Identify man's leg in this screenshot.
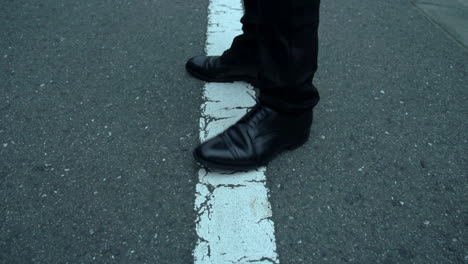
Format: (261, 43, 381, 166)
(221, 0, 259, 64)
(193, 0, 321, 170)
(256, 0, 321, 112)
(185, 0, 259, 85)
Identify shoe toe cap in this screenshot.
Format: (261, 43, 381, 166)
(195, 136, 232, 163)
(186, 56, 206, 71)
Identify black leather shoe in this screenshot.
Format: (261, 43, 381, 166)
(186, 56, 258, 87)
(193, 103, 313, 170)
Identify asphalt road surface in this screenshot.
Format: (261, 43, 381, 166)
(1, 0, 467, 263)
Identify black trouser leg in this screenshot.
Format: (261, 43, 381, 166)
(221, 0, 259, 64)
(256, 0, 321, 112)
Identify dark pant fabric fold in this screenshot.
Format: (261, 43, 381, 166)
(221, 0, 259, 65)
(226, 0, 321, 113)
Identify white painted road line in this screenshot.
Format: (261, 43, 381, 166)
(192, 0, 280, 263)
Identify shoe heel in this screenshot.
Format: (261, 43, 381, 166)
(246, 78, 260, 88)
(286, 131, 310, 150)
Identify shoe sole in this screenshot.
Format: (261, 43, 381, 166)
(185, 64, 259, 88)
(193, 136, 309, 172)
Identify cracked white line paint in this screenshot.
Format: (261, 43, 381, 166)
(193, 0, 279, 263)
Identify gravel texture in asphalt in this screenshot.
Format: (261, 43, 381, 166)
(1, 0, 467, 263)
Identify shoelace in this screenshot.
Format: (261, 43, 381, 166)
(239, 103, 270, 129)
